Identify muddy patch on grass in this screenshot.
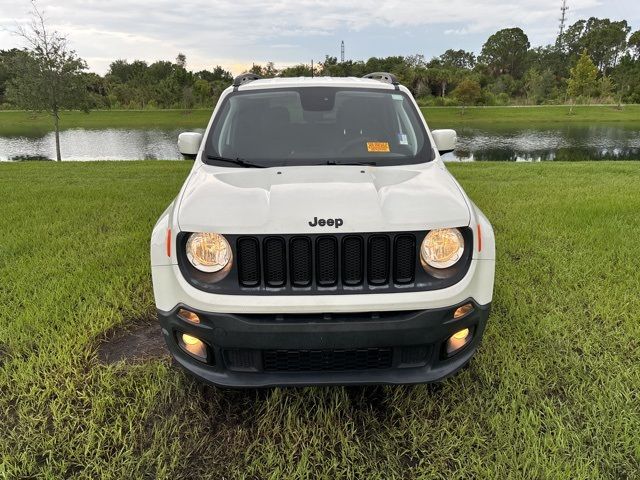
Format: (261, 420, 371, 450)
(97, 320, 169, 364)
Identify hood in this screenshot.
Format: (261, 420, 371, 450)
(177, 162, 470, 234)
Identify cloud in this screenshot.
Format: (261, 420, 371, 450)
(1, 0, 632, 74)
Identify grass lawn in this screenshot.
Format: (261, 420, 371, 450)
(0, 161, 639, 479)
(0, 109, 213, 136)
(1, 104, 639, 135)
(421, 104, 640, 127)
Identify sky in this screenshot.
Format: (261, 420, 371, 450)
(0, 0, 638, 75)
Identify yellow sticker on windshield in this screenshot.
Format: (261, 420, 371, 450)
(367, 142, 390, 153)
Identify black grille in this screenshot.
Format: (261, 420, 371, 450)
(342, 236, 364, 285)
(316, 236, 338, 286)
(237, 238, 260, 287)
(289, 237, 312, 287)
(263, 348, 393, 372)
(394, 235, 416, 284)
(368, 235, 390, 285)
(236, 232, 421, 291)
(263, 237, 286, 287)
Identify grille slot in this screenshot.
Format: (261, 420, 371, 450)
(394, 235, 416, 284)
(263, 348, 393, 372)
(237, 237, 260, 287)
(342, 236, 364, 286)
(263, 237, 286, 287)
(289, 237, 313, 287)
(368, 235, 391, 285)
(316, 236, 338, 286)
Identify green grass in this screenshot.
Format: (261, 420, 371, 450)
(1, 161, 639, 479)
(421, 104, 640, 127)
(1, 104, 639, 135)
(0, 110, 213, 136)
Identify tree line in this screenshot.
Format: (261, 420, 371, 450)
(1, 16, 638, 114)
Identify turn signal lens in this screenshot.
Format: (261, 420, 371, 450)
(421, 228, 465, 269)
(446, 328, 472, 356)
(177, 308, 200, 324)
(186, 232, 232, 273)
(453, 303, 474, 319)
(179, 333, 207, 361)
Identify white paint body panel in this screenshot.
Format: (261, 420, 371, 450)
(151, 77, 495, 314)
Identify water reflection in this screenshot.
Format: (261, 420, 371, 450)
(0, 124, 638, 162)
(0, 128, 202, 161)
(442, 124, 640, 162)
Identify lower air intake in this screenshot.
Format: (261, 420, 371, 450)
(263, 347, 393, 372)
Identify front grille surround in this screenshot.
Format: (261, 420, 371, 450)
(177, 229, 473, 295)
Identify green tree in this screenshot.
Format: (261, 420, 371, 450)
(524, 67, 555, 104)
(453, 78, 482, 113)
(479, 27, 530, 78)
(598, 75, 614, 100)
(249, 62, 278, 78)
(175, 53, 187, 69)
(193, 78, 212, 106)
(0, 49, 25, 104)
(429, 68, 456, 98)
(279, 64, 314, 77)
(567, 50, 599, 103)
(561, 18, 630, 74)
(438, 49, 476, 69)
(196, 66, 232, 83)
(7, 2, 90, 161)
(629, 31, 640, 60)
(611, 55, 640, 104)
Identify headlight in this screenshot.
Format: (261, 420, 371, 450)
(420, 228, 465, 269)
(186, 232, 232, 273)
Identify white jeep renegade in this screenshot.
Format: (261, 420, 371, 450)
(150, 72, 495, 387)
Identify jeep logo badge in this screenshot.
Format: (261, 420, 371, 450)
(308, 216, 343, 228)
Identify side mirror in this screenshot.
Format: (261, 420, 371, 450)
(431, 129, 457, 155)
(178, 132, 203, 159)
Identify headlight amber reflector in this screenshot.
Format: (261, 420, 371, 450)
(186, 232, 232, 273)
(420, 228, 465, 269)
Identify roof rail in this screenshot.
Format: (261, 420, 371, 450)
(363, 72, 399, 86)
(233, 73, 262, 89)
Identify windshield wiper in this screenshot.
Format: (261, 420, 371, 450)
(325, 160, 377, 166)
(206, 155, 266, 168)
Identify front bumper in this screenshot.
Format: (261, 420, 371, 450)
(158, 300, 490, 387)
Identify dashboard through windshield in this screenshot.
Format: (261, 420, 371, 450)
(204, 87, 432, 168)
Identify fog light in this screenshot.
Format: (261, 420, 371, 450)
(453, 303, 474, 319)
(178, 308, 200, 324)
(179, 332, 207, 361)
(446, 328, 472, 355)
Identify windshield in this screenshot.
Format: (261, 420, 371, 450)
(204, 87, 432, 167)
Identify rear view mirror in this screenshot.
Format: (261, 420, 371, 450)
(431, 129, 457, 155)
(178, 132, 203, 159)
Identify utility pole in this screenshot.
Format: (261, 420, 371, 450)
(558, 0, 569, 41)
(341, 40, 345, 63)
(311, 59, 314, 78)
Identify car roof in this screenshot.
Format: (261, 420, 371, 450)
(237, 76, 397, 91)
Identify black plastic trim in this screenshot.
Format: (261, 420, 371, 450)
(157, 299, 491, 387)
(176, 229, 474, 296)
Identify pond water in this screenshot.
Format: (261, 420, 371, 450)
(0, 124, 638, 162)
(442, 124, 640, 162)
